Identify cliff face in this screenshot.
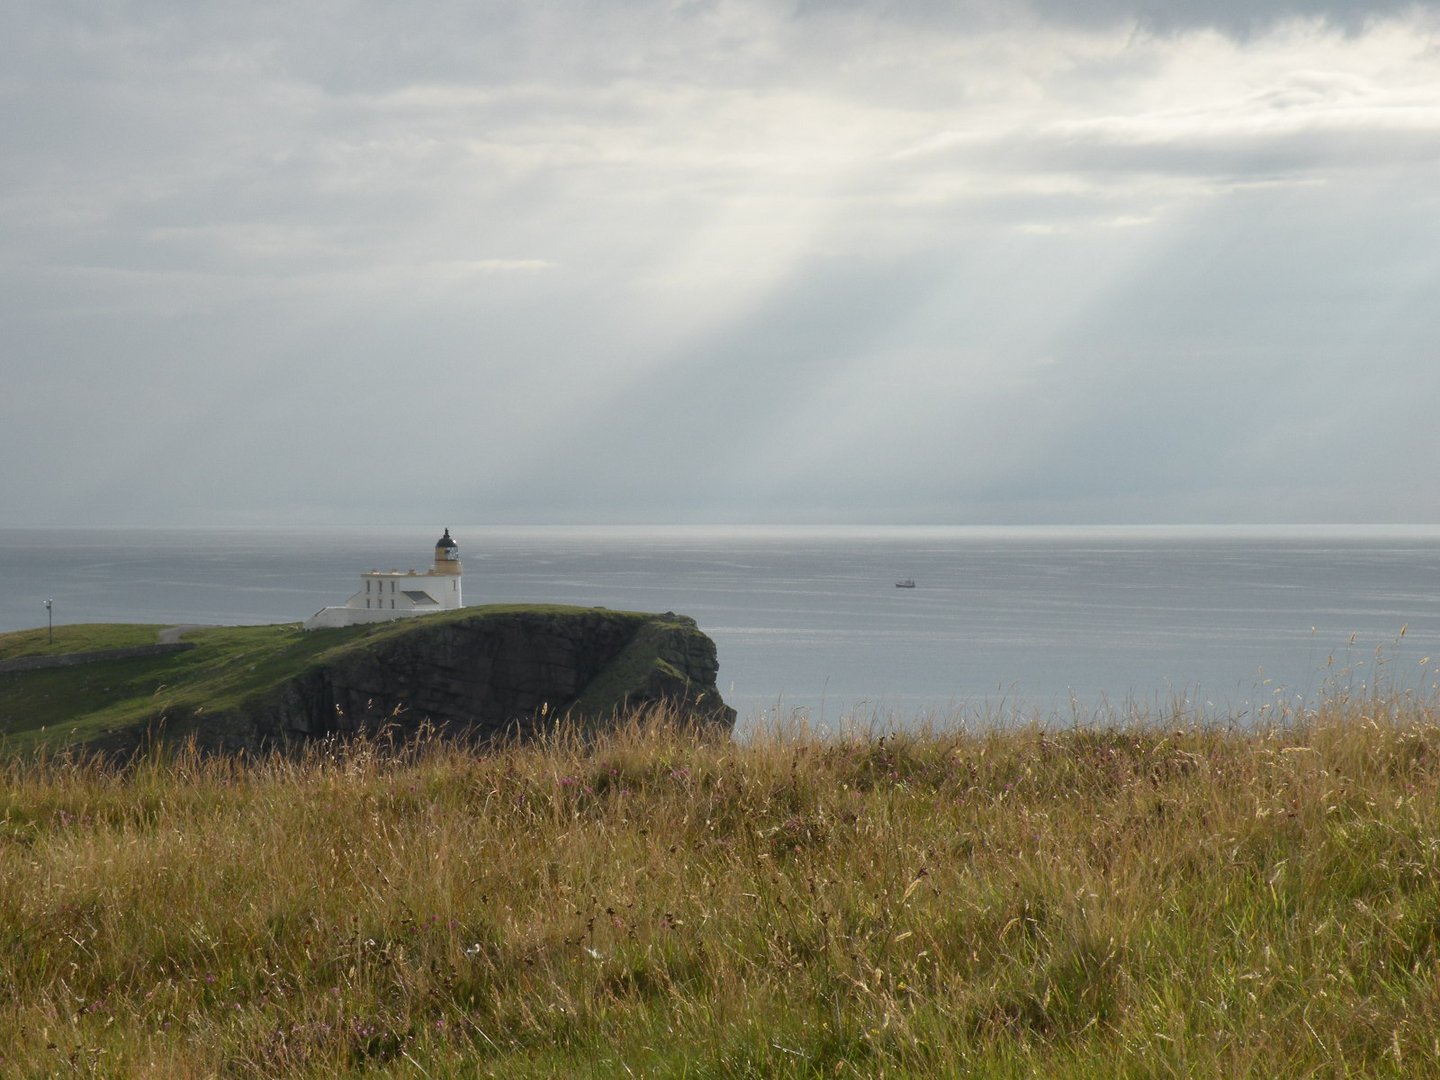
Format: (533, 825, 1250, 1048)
(152, 609, 734, 754)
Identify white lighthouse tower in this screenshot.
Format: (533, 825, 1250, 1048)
(303, 529, 465, 630)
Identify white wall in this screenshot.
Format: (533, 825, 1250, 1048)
(345, 570, 462, 611)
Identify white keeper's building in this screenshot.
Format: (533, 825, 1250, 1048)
(303, 529, 464, 630)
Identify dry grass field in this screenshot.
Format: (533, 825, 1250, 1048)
(3, 696, 1439, 1077)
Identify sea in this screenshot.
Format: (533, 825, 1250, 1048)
(4, 525, 1440, 733)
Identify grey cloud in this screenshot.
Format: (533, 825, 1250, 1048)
(1029, 0, 1439, 37)
(797, 0, 1439, 38)
(992, 127, 1440, 184)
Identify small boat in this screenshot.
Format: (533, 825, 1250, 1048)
(895, 579, 916, 589)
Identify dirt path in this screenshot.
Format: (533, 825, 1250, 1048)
(157, 625, 209, 645)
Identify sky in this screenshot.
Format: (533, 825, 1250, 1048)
(3, 0, 1439, 527)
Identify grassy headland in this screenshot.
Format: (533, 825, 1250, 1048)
(3, 698, 1439, 1077)
(0, 608, 665, 753)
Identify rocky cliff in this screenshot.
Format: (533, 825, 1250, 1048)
(135, 609, 734, 754)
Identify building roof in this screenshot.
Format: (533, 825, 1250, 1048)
(436, 528, 457, 550)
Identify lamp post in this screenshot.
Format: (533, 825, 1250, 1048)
(45, 599, 52, 644)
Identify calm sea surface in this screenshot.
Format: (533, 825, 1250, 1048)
(4, 525, 1440, 731)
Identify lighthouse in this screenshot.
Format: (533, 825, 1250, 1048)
(303, 529, 466, 630)
(432, 528, 462, 606)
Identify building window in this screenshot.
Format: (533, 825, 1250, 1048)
(390, 599, 395, 609)
(366, 599, 371, 609)
(390, 580, 395, 593)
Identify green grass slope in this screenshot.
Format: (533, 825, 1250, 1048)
(0, 623, 164, 661)
(0, 606, 656, 753)
(1, 623, 351, 750)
